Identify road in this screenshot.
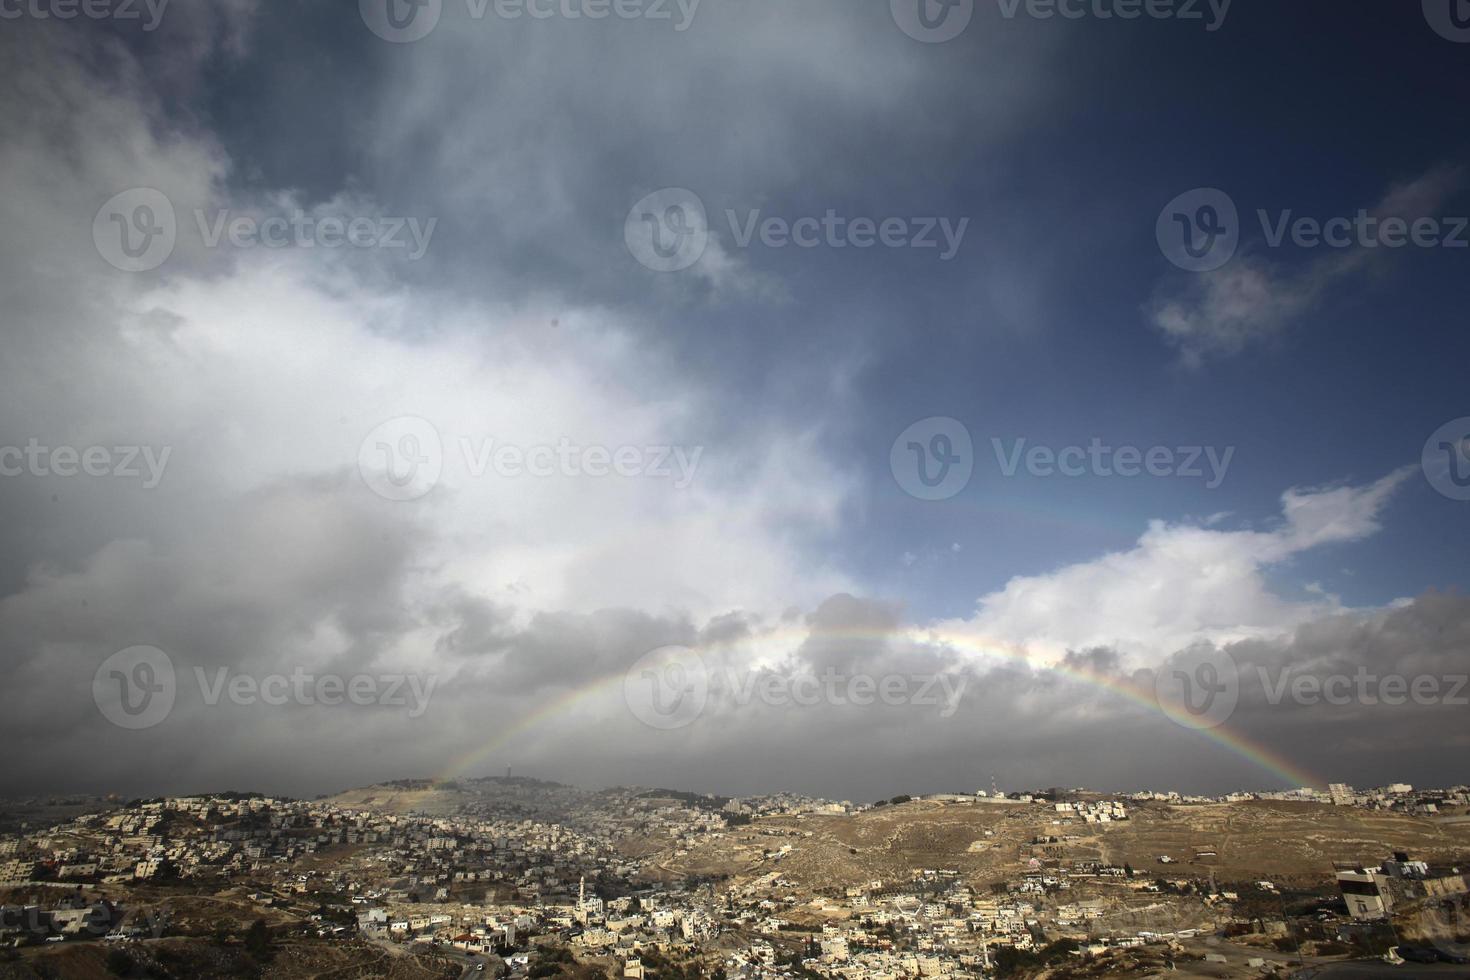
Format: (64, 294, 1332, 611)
(364, 932, 484, 977)
(439, 946, 491, 979)
(366, 932, 501, 978)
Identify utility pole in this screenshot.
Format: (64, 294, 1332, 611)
(1277, 895, 1306, 973)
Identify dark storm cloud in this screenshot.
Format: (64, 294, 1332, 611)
(446, 593, 1470, 802)
(183, 0, 1021, 309)
(791, 593, 907, 675)
(4, 500, 1466, 799)
(447, 606, 699, 691)
(1192, 592, 1470, 785)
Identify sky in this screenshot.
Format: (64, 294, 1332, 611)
(0, 0, 1467, 802)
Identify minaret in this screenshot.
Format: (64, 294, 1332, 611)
(579, 875, 585, 909)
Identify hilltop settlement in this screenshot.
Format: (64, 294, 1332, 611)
(2, 778, 1469, 979)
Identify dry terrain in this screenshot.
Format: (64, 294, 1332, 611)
(656, 798, 1470, 895)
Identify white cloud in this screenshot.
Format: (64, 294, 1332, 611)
(935, 468, 1414, 668)
(1148, 166, 1466, 366)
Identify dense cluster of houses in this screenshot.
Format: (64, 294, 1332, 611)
(3, 780, 1468, 973)
(716, 865, 1208, 980)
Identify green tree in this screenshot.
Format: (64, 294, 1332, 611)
(244, 918, 271, 959)
(105, 949, 135, 977)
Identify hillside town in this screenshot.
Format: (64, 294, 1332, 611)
(1, 779, 1468, 978)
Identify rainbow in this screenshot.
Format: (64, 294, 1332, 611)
(435, 625, 1322, 790)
